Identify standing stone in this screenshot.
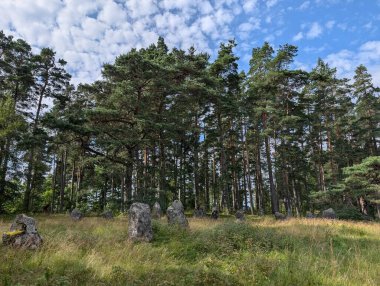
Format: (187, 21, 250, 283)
(2, 214, 43, 250)
(167, 200, 189, 228)
(235, 210, 245, 222)
(70, 208, 83, 220)
(101, 210, 113, 219)
(274, 212, 287, 220)
(305, 211, 315, 218)
(322, 208, 336, 219)
(211, 206, 219, 220)
(152, 202, 162, 219)
(128, 203, 153, 242)
(193, 207, 205, 218)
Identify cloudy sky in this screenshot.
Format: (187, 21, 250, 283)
(1, 0, 379, 85)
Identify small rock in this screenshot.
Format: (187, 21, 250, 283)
(235, 210, 245, 222)
(274, 212, 287, 220)
(211, 206, 219, 220)
(193, 207, 205, 218)
(152, 202, 162, 219)
(3, 214, 43, 250)
(305, 211, 315, 218)
(167, 200, 189, 228)
(322, 208, 336, 219)
(101, 210, 113, 219)
(128, 203, 153, 242)
(70, 209, 83, 220)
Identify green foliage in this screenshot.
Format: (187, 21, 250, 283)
(0, 96, 25, 139)
(0, 31, 379, 220)
(335, 206, 371, 221)
(343, 156, 380, 200)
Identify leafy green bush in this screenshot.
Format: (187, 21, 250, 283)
(335, 206, 371, 221)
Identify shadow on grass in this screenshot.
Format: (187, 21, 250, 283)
(151, 219, 380, 263)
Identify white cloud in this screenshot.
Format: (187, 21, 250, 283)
(199, 1, 214, 14)
(293, 32, 303, 41)
(0, 0, 258, 85)
(266, 0, 279, 8)
(306, 22, 323, 39)
(325, 20, 335, 29)
(238, 18, 261, 40)
(242, 0, 258, 13)
(98, 2, 126, 25)
(298, 1, 310, 10)
(325, 41, 380, 85)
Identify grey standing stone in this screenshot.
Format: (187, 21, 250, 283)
(167, 200, 189, 228)
(70, 208, 83, 220)
(322, 208, 336, 219)
(128, 203, 153, 242)
(2, 214, 43, 250)
(101, 210, 113, 219)
(235, 210, 245, 222)
(305, 211, 315, 218)
(211, 206, 219, 220)
(274, 212, 287, 220)
(172, 200, 184, 212)
(152, 202, 162, 219)
(193, 207, 205, 218)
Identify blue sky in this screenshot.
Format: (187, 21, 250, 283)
(1, 0, 379, 85)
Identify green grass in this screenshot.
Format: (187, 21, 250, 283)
(0, 215, 379, 286)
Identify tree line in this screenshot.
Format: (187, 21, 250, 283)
(0, 31, 379, 218)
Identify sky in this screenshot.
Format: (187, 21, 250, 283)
(1, 0, 379, 85)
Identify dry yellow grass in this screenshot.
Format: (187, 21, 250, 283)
(0, 214, 379, 285)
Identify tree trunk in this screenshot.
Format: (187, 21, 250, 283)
(70, 160, 76, 209)
(254, 133, 264, 215)
(0, 138, 11, 196)
(59, 148, 67, 212)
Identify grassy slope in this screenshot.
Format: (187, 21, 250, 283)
(0, 215, 379, 286)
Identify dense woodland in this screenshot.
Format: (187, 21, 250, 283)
(0, 31, 379, 218)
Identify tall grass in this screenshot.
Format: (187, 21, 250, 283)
(0, 215, 379, 285)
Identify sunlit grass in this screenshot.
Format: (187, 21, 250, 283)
(0, 214, 379, 285)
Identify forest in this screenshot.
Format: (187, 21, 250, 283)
(0, 30, 379, 219)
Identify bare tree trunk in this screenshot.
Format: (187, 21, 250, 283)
(100, 176, 108, 211)
(51, 154, 58, 213)
(70, 160, 76, 209)
(192, 114, 202, 209)
(291, 177, 300, 217)
(255, 136, 264, 215)
(59, 148, 67, 212)
(75, 165, 82, 208)
(0, 138, 11, 196)
(263, 113, 278, 213)
(218, 112, 229, 212)
(359, 196, 368, 215)
(121, 174, 126, 212)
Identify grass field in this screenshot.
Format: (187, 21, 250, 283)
(0, 214, 379, 286)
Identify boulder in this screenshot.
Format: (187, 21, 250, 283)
(101, 210, 113, 219)
(172, 200, 184, 212)
(70, 208, 83, 221)
(167, 200, 189, 228)
(305, 211, 315, 218)
(211, 206, 219, 220)
(152, 202, 162, 219)
(274, 212, 287, 220)
(193, 207, 205, 218)
(322, 208, 336, 219)
(235, 210, 245, 222)
(128, 203, 153, 242)
(2, 214, 43, 250)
